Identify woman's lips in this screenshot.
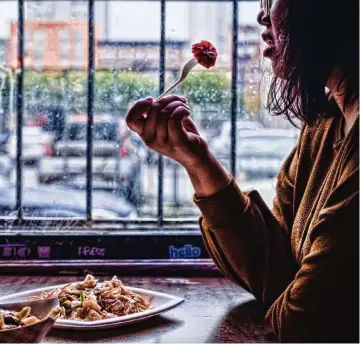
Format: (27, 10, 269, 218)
(263, 44, 275, 58)
(261, 32, 275, 58)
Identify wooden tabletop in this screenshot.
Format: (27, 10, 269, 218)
(0, 275, 276, 343)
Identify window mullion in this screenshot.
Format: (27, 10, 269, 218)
(157, 0, 166, 228)
(230, 0, 238, 177)
(16, 0, 24, 220)
(86, 0, 95, 221)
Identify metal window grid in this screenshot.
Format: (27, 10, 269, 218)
(2, 0, 256, 230)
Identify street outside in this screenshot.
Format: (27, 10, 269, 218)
(5, 157, 277, 218)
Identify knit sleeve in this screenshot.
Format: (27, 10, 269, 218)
(194, 146, 299, 307)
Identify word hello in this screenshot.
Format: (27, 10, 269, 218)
(169, 244, 201, 259)
(78, 246, 106, 257)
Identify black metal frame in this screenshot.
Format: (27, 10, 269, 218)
(16, 0, 24, 220)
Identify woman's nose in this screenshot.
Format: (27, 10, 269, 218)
(257, 9, 271, 26)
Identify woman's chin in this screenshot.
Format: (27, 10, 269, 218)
(263, 46, 275, 59)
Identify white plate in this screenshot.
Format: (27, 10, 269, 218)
(0, 284, 185, 330)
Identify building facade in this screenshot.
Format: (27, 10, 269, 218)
(97, 40, 187, 72)
(7, 21, 91, 70)
(25, 1, 108, 38)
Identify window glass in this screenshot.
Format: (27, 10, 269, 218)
(26, 1, 56, 20)
(92, 1, 161, 215)
(33, 30, 44, 62)
(67, 123, 117, 142)
(0, 1, 17, 213)
(59, 29, 70, 61)
(0, 0, 300, 221)
(71, 0, 88, 19)
(74, 30, 83, 63)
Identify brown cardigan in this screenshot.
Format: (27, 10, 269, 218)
(194, 115, 359, 342)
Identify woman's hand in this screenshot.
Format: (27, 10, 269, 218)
(126, 95, 232, 198)
(126, 95, 209, 169)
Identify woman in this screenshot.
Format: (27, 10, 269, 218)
(126, 0, 359, 341)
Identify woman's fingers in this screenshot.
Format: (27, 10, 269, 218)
(156, 95, 187, 106)
(141, 102, 161, 145)
(168, 105, 191, 144)
(126, 97, 153, 135)
(157, 101, 190, 142)
(182, 117, 200, 135)
(141, 96, 188, 146)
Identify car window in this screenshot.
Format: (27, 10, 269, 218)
(67, 123, 117, 141)
(239, 137, 295, 157)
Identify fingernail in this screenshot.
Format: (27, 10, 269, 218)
(145, 97, 153, 103)
(180, 96, 186, 101)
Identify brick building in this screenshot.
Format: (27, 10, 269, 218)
(97, 40, 187, 72)
(7, 21, 93, 70)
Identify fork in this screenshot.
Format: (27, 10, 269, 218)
(155, 57, 198, 102)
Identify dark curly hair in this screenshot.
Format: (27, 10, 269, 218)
(265, 0, 359, 125)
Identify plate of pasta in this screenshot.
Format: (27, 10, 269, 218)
(0, 275, 184, 330)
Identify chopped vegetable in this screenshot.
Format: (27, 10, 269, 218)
(0, 305, 59, 331)
(47, 307, 62, 320)
(80, 291, 85, 305)
(15, 307, 31, 320)
(61, 300, 72, 309)
(21, 316, 40, 326)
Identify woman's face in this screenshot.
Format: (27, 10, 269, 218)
(257, 0, 288, 72)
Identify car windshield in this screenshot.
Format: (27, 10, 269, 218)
(222, 122, 264, 136)
(67, 123, 117, 141)
(239, 137, 295, 157)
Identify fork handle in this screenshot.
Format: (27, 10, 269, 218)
(155, 79, 182, 102)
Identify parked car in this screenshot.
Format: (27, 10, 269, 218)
(6, 126, 54, 165)
(0, 132, 10, 153)
(239, 177, 277, 208)
(0, 182, 138, 219)
(209, 120, 265, 152)
(38, 115, 142, 205)
(0, 152, 12, 179)
(216, 128, 299, 179)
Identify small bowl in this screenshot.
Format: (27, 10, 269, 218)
(0, 297, 59, 343)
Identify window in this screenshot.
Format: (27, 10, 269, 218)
(0, 0, 299, 264)
(59, 29, 70, 61)
(33, 30, 44, 62)
(26, 1, 56, 20)
(67, 123, 117, 142)
(74, 29, 83, 63)
(71, 0, 88, 19)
